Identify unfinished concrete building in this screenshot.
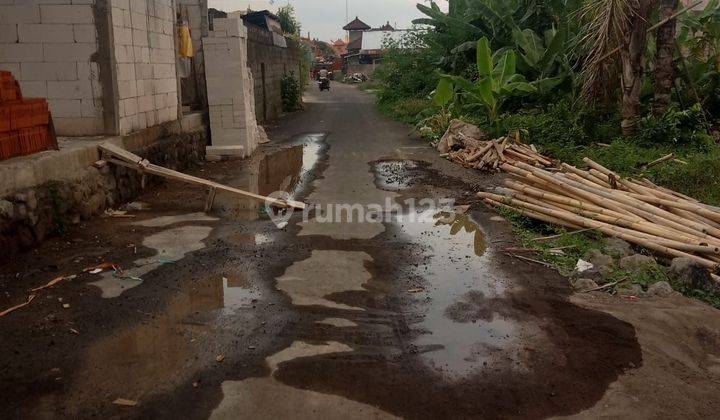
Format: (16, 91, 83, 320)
(0, 0, 304, 260)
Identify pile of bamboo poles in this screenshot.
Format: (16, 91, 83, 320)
(444, 136, 555, 171)
(478, 157, 720, 270)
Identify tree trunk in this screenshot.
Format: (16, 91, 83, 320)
(620, 1, 652, 136)
(653, 0, 679, 116)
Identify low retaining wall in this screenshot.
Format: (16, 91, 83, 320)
(0, 128, 207, 263)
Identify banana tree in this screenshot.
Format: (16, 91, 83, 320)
(512, 27, 569, 93)
(434, 37, 537, 130)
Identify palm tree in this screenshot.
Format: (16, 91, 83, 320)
(579, 0, 656, 135)
(653, 0, 679, 116)
(620, 0, 653, 135)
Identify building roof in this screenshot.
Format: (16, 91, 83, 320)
(373, 22, 395, 31)
(241, 10, 279, 23)
(343, 17, 371, 31)
(240, 9, 282, 34)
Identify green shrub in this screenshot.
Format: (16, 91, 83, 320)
(498, 100, 619, 162)
(374, 31, 441, 106)
(634, 104, 711, 149)
(281, 72, 302, 112)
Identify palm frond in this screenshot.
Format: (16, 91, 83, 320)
(577, 0, 639, 101)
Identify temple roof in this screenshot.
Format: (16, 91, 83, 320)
(343, 17, 371, 31)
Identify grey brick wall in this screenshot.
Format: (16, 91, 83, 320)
(245, 24, 303, 122)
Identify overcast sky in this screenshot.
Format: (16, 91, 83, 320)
(207, 0, 447, 42)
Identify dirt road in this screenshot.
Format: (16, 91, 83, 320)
(1, 84, 719, 419)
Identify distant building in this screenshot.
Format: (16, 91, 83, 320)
(341, 17, 406, 76)
(375, 21, 395, 32)
(343, 17, 371, 54)
(330, 39, 348, 57)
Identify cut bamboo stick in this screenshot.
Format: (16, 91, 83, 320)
(100, 143, 306, 210)
(482, 194, 718, 269)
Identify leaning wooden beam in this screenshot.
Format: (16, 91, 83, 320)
(99, 143, 306, 210)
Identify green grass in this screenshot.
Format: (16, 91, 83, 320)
(500, 208, 720, 308)
(532, 140, 720, 206)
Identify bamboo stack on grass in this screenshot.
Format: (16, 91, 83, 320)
(444, 136, 555, 171)
(478, 157, 720, 274)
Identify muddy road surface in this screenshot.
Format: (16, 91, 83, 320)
(2, 84, 717, 419)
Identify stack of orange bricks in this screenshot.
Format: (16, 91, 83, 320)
(0, 71, 57, 161)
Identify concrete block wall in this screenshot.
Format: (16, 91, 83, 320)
(0, 1, 105, 136)
(202, 17, 257, 157)
(245, 24, 303, 122)
(109, 0, 179, 135)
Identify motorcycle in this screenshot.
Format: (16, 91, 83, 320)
(318, 76, 330, 91)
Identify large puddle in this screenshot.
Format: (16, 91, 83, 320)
(76, 272, 263, 403)
(391, 209, 518, 378)
(215, 134, 325, 220)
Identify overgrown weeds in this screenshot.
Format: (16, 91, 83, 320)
(281, 72, 302, 112)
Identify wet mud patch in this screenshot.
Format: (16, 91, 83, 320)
(270, 206, 642, 419)
(371, 159, 429, 191)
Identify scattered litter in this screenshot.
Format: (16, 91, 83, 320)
(576, 259, 594, 273)
(248, 345, 256, 350)
(30, 274, 76, 292)
(113, 398, 138, 407)
(192, 381, 200, 388)
(84, 262, 117, 274)
(158, 258, 176, 264)
(62, 303, 70, 309)
(407, 288, 424, 293)
(0, 295, 36, 317)
(69, 328, 79, 334)
(216, 355, 225, 363)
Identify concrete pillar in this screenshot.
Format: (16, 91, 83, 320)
(203, 18, 258, 159)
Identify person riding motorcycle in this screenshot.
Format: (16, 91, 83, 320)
(318, 69, 330, 91)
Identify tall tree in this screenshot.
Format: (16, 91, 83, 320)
(653, 0, 679, 116)
(620, 0, 652, 135)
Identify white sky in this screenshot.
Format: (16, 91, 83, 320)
(208, 0, 448, 42)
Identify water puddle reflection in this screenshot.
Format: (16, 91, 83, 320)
(90, 224, 213, 298)
(215, 134, 325, 220)
(393, 210, 518, 378)
(77, 274, 261, 402)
